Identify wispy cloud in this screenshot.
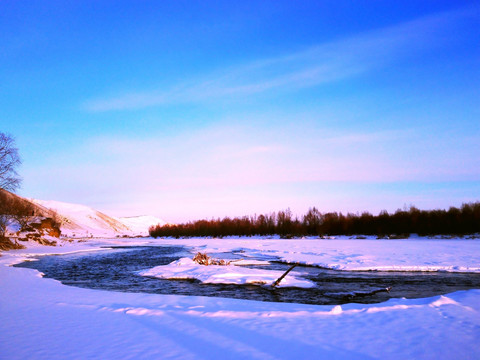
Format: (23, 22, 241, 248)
(23, 118, 480, 220)
(83, 7, 473, 112)
(32, 121, 477, 194)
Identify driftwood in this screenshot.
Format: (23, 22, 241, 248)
(271, 264, 297, 287)
(192, 252, 230, 266)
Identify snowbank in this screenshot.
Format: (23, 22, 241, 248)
(140, 257, 314, 287)
(153, 236, 480, 273)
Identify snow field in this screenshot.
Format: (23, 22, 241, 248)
(1, 237, 480, 359)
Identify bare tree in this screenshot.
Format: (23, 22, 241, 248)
(0, 195, 13, 237)
(0, 132, 22, 192)
(11, 198, 35, 230)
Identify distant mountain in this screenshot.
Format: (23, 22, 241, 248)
(117, 215, 166, 236)
(29, 199, 165, 238)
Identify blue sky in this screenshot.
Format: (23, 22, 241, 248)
(1, 1, 479, 222)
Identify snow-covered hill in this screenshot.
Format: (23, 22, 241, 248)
(117, 215, 166, 236)
(31, 199, 165, 238)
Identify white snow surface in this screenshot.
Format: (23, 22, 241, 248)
(31, 199, 165, 237)
(1, 236, 480, 359)
(140, 257, 315, 287)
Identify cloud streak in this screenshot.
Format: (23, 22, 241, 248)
(83, 7, 473, 112)
(32, 121, 479, 194)
(22, 118, 480, 221)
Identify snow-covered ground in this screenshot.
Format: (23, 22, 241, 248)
(140, 257, 315, 287)
(1, 236, 480, 359)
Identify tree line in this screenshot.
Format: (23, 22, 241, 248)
(149, 203, 480, 238)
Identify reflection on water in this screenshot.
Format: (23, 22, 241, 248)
(15, 246, 480, 305)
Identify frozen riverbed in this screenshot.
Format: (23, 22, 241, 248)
(1, 236, 480, 359)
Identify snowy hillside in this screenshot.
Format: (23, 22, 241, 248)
(117, 215, 167, 236)
(31, 199, 164, 237)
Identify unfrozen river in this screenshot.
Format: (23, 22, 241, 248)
(16, 245, 480, 305)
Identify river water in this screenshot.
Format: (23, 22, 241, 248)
(15, 245, 480, 305)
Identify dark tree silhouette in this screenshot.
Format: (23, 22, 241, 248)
(0, 133, 22, 192)
(150, 203, 480, 238)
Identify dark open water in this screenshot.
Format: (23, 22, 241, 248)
(15, 246, 480, 305)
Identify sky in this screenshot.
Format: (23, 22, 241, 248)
(1, 1, 479, 222)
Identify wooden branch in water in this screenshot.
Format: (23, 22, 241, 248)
(272, 264, 297, 287)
